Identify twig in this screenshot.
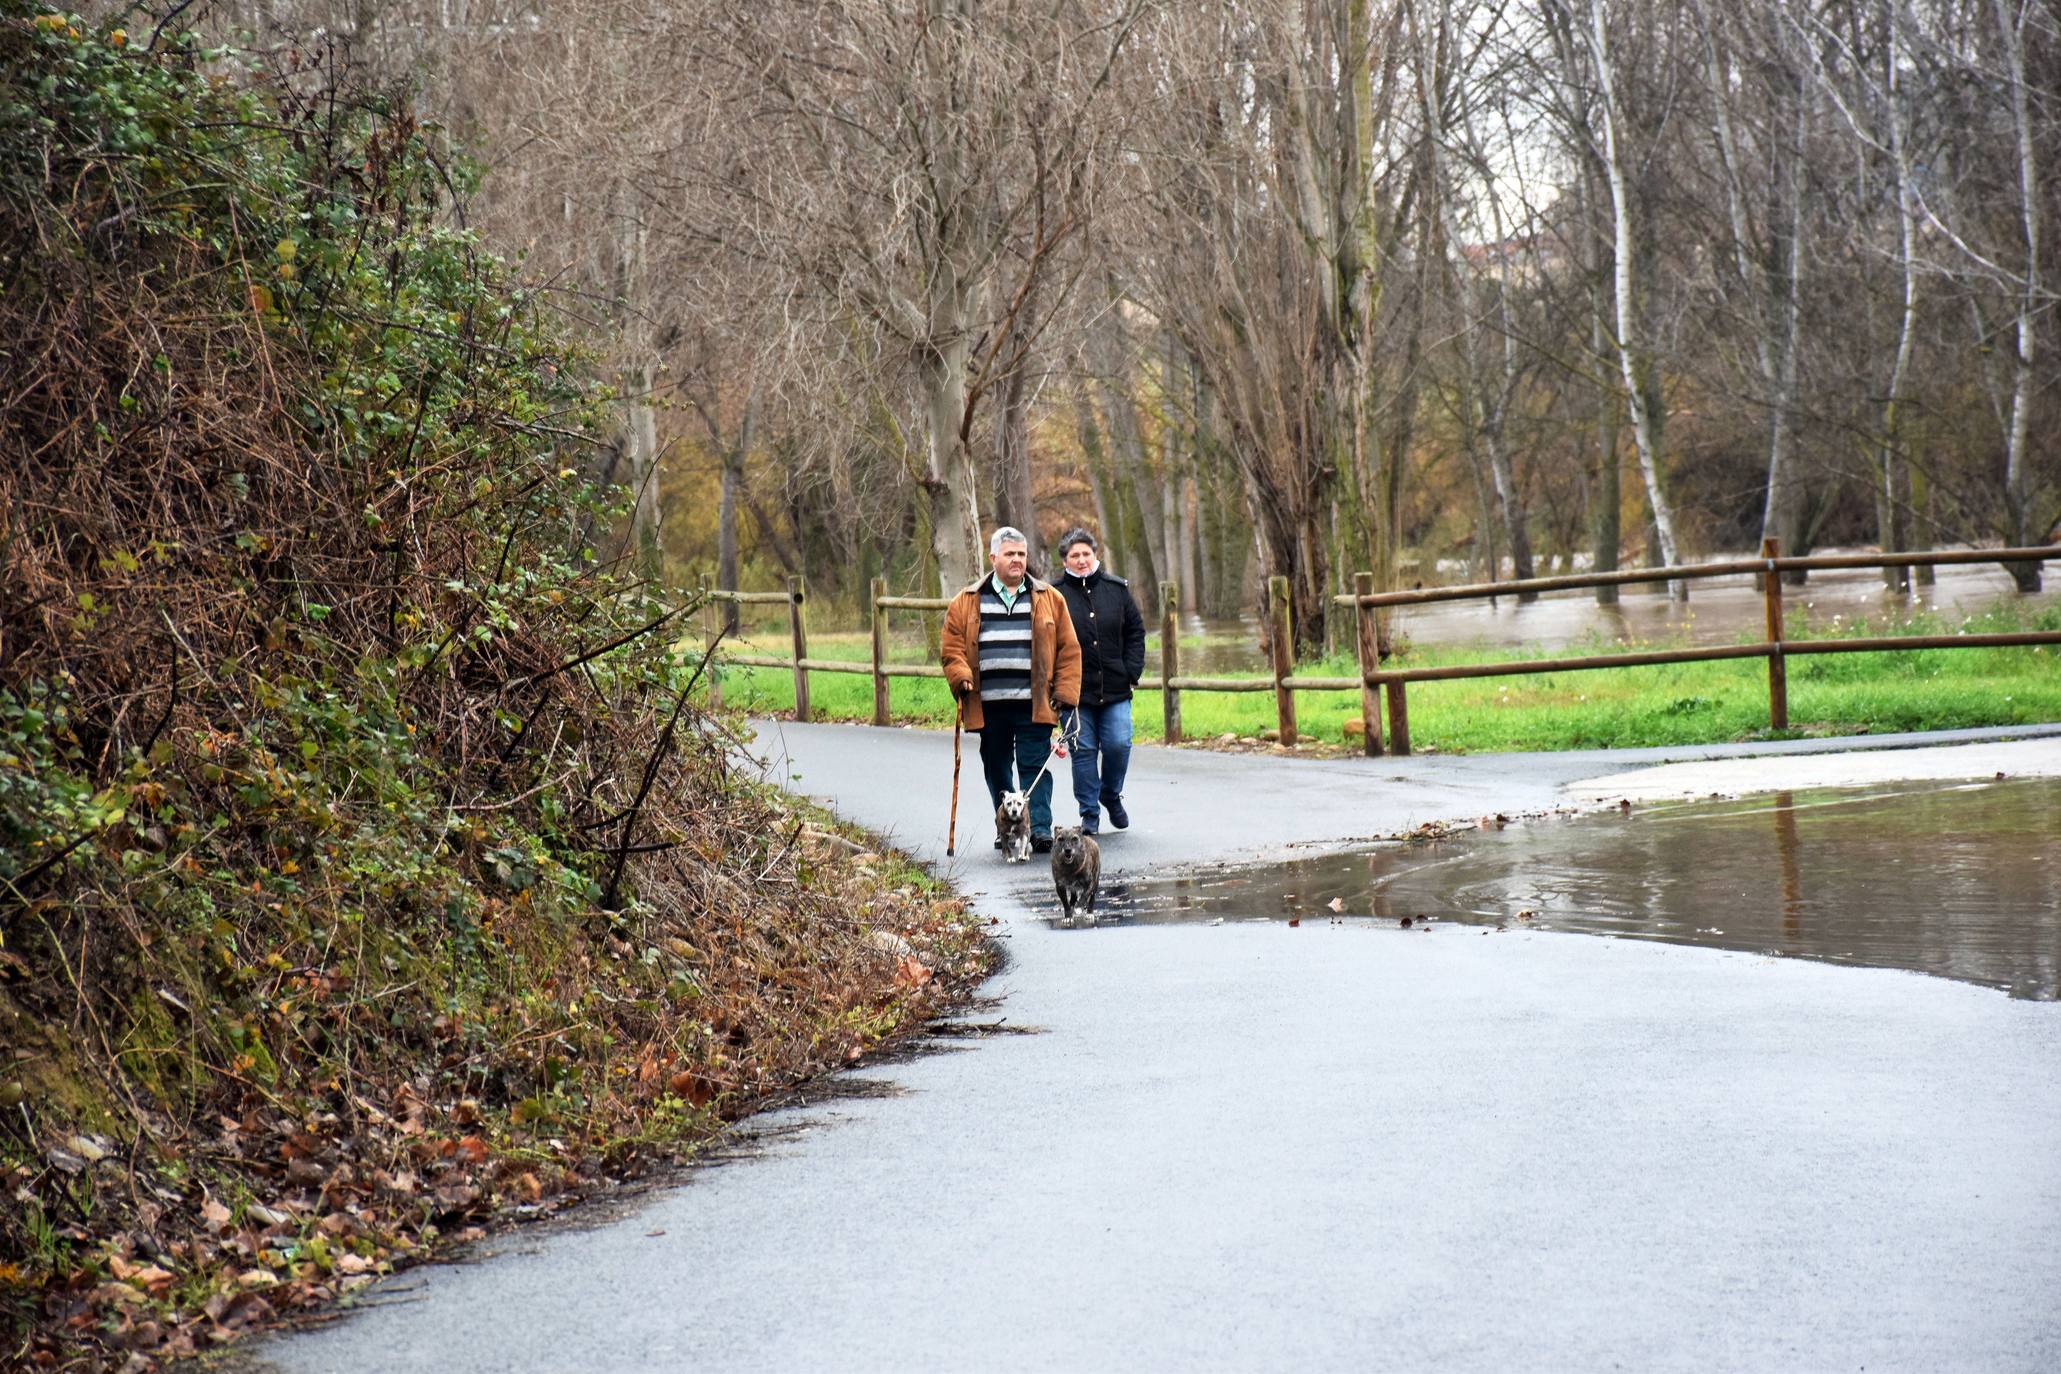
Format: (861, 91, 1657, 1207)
(600, 635, 724, 911)
(510, 602, 692, 691)
(146, 0, 200, 52)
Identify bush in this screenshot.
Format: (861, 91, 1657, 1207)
(0, 11, 983, 1365)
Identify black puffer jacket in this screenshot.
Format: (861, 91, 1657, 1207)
(1057, 567, 1147, 708)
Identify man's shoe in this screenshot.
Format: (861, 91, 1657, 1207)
(1031, 833, 1054, 854)
(1079, 817, 1100, 836)
(1104, 796, 1129, 830)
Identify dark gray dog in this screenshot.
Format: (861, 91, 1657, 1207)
(1049, 825, 1101, 927)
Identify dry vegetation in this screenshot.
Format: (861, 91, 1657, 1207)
(0, 11, 989, 1369)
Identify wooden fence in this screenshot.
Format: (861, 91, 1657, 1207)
(699, 543, 2061, 754)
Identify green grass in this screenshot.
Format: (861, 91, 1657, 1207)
(704, 601, 2061, 755)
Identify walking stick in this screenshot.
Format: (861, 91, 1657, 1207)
(945, 694, 964, 857)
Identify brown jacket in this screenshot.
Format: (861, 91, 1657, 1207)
(940, 575, 1082, 730)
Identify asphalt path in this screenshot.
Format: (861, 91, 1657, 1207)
(265, 724, 2061, 1373)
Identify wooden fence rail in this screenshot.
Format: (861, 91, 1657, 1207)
(699, 542, 2060, 750)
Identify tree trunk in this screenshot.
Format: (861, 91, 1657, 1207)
(1251, 484, 1330, 664)
(1474, 279, 1535, 597)
(1992, 0, 2044, 591)
(1703, 9, 1805, 584)
(716, 381, 759, 634)
(919, 338, 982, 590)
(1072, 380, 1120, 574)
(619, 360, 663, 580)
(991, 275, 1044, 574)
(1878, 13, 1919, 593)
(1095, 372, 1168, 591)
(992, 360, 1041, 575)
(1589, 0, 1685, 597)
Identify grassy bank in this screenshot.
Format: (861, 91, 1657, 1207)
(708, 601, 2061, 753)
(1, 16, 988, 1369)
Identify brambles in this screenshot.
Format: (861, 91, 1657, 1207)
(0, 10, 987, 1367)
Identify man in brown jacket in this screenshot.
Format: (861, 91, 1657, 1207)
(941, 527, 1083, 852)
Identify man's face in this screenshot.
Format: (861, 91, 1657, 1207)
(991, 540, 1028, 585)
(1062, 542, 1097, 577)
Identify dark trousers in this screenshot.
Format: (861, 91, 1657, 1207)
(976, 700, 1055, 835)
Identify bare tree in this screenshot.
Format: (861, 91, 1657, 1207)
(1576, 0, 1688, 593)
(1988, 0, 2049, 587)
(679, 0, 1146, 591)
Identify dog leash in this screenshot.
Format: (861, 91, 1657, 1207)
(1018, 709, 1083, 801)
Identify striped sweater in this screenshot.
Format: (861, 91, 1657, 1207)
(977, 575, 1034, 703)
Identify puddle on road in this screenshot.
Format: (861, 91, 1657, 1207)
(1085, 778, 2061, 1000)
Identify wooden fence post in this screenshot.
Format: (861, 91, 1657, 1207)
(869, 575, 890, 726)
(698, 573, 723, 710)
(1160, 581, 1182, 744)
(788, 574, 811, 723)
(1762, 537, 1787, 730)
(1386, 677, 1410, 757)
(1353, 571, 1383, 757)
(1267, 575, 1297, 747)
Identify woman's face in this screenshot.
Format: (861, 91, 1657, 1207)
(1063, 543, 1097, 576)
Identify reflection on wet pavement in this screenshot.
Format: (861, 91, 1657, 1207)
(1083, 778, 2061, 999)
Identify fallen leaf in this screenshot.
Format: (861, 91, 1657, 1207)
(666, 1069, 720, 1107)
(1326, 897, 1344, 912)
(125, 1265, 176, 1297)
(432, 1183, 481, 1212)
(213, 1291, 275, 1331)
(1287, 918, 1301, 928)
(201, 1199, 233, 1234)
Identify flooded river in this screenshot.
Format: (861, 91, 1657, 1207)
(1154, 559, 2060, 672)
(1085, 777, 2061, 1000)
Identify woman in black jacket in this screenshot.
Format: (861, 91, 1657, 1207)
(1055, 528, 1147, 834)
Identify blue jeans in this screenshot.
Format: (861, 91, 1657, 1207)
(1067, 699, 1132, 829)
(976, 700, 1056, 835)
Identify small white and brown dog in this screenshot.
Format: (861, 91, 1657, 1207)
(995, 789, 1032, 863)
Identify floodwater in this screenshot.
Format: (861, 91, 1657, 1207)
(1086, 777, 2061, 1000)
(1152, 559, 2059, 672)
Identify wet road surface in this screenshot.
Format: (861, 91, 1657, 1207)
(262, 725, 2061, 1373)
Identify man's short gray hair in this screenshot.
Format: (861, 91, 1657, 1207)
(1058, 527, 1097, 556)
(989, 526, 1028, 555)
